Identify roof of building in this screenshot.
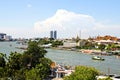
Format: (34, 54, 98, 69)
(0, 33, 6, 35)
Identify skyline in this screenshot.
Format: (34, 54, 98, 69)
(0, 0, 120, 39)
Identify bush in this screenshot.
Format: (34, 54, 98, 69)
(63, 66, 99, 80)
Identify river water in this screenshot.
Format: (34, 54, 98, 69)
(0, 42, 120, 75)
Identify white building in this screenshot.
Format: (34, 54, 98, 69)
(0, 33, 6, 40)
(0, 33, 12, 41)
(95, 40, 114, 45)
(4, 35, 12, 41)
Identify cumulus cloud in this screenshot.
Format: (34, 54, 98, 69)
(34, 9, 120, 38)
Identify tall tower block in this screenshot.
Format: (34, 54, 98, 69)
(54, 30, 57, 39)
(50, 31, 54, 39)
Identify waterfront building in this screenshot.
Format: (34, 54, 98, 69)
(4, 35, 12, 41)
(0, 33, 6, 40)
(95, 40, 114, 45)
(63, 42, 76, 48)
(0, 33, 13, 41)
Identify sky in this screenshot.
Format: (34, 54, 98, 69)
(0, 0, 120, 39)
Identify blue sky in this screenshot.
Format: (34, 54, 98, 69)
(0, 0, 120, 38)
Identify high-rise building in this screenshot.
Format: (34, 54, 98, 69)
(50, 30, 57, 39)
(54, 30, 57, 39)
(50, 31, 54, 39)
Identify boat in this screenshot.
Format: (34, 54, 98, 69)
(97, 74, 120, 80)
(9, 44, 12, 47)
(92, 56, 105, 61)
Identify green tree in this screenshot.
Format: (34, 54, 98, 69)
(21, 54, 32, 69)
(6, 52, 22, 77)
(38, 38, 50, 45)
(0, 53, 6, 67)
(0, 67, 4, 78)
(98, 44, 106, 51)
(63, 66, 99, 80)
(0, 53, 7, 79)
(25, 68, 40, 80)
(25, 58, 52, 80)
(52, 40, 63, 47)
(23, 41, 52, 79)
(24, 41, 47, 68)
(80, 40, 95, 49)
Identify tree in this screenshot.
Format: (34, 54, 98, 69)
(25, 68, 40, 80)
(23, 41, 52, 79)
(98, 44, 106, 51)
(6, 52, 22, 77)
(52, 40, 63, 47)
(24, 41, 47, 68)
(38, 38, 50, 45)
(0, 67, 4, 78)
(0, 53, 7, 79)
(21, 54, 32, 69)
(63, 66, 99, 80)
(0, 53, 6, 67)
(25, 58, 52, 80)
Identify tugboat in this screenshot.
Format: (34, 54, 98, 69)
(92, 56, 105, 61)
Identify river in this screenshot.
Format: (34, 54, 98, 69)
(0, 42, 120, 75)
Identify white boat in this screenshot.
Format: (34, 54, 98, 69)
(92, 56, 105, 61)
(97, 74, 120, 80)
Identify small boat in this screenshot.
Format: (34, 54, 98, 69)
(9, 44, 12, 46)
(92, 56, 105, 61)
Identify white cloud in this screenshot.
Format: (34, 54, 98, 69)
(34, 9, 120, 38)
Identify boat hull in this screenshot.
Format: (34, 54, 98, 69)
(92, 56, 105, 61)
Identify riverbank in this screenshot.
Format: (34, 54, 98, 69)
(50, 47, 120, 56)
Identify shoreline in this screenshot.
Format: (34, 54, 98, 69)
(48, 47, 120, 57)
